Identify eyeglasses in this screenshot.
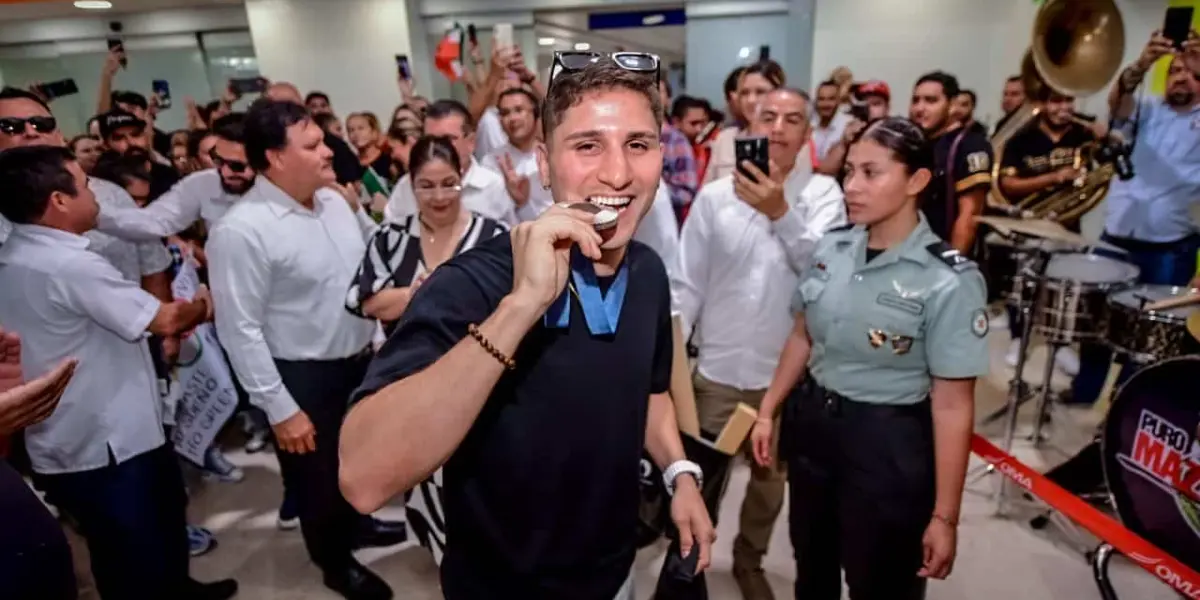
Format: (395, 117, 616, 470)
(0, 116, 57, 136)
(210, 150, 249, 173)
(548, 52, 660, 92)
(413, 185, 462, 198)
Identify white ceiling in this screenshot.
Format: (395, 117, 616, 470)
(534, 6, 685, 61)
(0, 0, 242, 22)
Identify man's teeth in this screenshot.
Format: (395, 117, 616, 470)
(588, 196, 631, 208)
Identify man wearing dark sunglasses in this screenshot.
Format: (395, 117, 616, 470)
(342, 52, 714, 600)
(97, 113, 256, 242)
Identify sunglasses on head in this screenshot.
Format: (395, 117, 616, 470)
(210, 150, 249, 173)
(0, 116, 57, 136)
(548, 51, 660, 92)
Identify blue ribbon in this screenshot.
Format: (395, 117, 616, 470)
(544, 249, 629, 335)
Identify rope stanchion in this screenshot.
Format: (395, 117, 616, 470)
(971, 434, 1200, 597)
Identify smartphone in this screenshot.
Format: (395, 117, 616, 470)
(230, 77, 267, 95)
(395, 54, 412, 81)
(494, 23, 514, 50)
(735, 136, 770, 182)
(758, 45, 771, 62)
(107, 38, 126, 68)
(152, 79, 171, 110)
(467, 23, 478, 46)
(39, 78, 79, 101)
(1164, 7, 1194, 50)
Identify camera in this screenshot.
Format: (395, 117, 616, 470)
(1095, 138, 1135, 181)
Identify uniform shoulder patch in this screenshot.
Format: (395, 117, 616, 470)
(925, 242, 978, 273)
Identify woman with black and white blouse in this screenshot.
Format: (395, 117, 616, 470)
(346, 135, 507, 332)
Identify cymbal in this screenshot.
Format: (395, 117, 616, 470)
(1190, 312, 1200, 345)
(975, 216, 1124, 252)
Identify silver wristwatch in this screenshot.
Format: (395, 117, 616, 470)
(662, 459, 703, 496)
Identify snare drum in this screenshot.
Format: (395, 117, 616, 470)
(1033, 253, 1139, 344)
(1107, 285, 1200, 363)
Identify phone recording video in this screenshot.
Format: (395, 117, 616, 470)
(38, 79, 79, 101)
(395, 55, 412, 81)
(230, 77, 267, 96)
(1164, 6, 1194, 51)
(735, 136, 770, 183)
(107, 38, 127, 68)
(152, 80, 172, 110)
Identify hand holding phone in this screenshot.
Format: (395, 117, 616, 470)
(395, 54, 412, 81)
(152, 80, 172, 110)
(494, 23, 514, 51)
(734, 136, 770, 183)
(106, 38, 126, 69)
(36, 79, 79, 101)
(1164, 7, 1195, 51)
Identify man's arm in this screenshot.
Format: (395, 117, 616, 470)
(951, 189, 985, 253)
(206, 224, 300, 426)
(949, 139, 993, 253)
(1110, 31, 1174, 121)
(770, 178, 846, 274)
(96, 50, 120, 115)
(816, 118, 865, 177)
(671, 188, 714, 338)
(96, 174, 208, 241)
(999, 168, 1079, 200)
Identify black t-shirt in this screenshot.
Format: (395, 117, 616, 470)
(149, 161, 181, 203)
(921, 127, 994, 241)
(153, 127, 172, 159)
(999, 122, 1093, 202)
(352, 236, 673, 599)
(325, 132, 365, 185)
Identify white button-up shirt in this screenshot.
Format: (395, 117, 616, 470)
(673, 170, 846, 391)
(634, 179, 680, 281)
(812, 112, 852, 162)
(384, 159, 517, 226)
(0, 225, 163, 474)
(475, 107, 510, 161)
(86, 178, 172, 281)
(96, 169, 241, 241)
(481, 143, 554, 222)
(207, 177, 376, 425)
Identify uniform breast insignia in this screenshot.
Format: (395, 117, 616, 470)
(868, 329, 888, 348)
(890, 335, 914, 355)
(925, 242, 977, 273)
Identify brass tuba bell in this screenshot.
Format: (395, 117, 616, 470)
(988, 0, 1126, 224)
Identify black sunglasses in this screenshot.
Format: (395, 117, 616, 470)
(0, 116, 57, 136)
(210, 150, 249, 173)
(548, 51, 660, 91)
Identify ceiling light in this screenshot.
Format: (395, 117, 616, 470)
(74, 0, 113, 9)
(574, 42, 591, 51)
(642, 14, 666, 26)
(538, 37, 556, 46)
(738, 46, 752, 59)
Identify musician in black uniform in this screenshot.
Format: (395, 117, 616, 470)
(751, 118, 987, 599)
(996, 88, 1096, 365)
(909, 71, 993, 254)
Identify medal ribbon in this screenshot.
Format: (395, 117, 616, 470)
(544, 249, 628, 335)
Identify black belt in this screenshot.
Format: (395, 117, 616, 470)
(803, 379, 931, 419)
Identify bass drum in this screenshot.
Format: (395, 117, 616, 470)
(1102, 356, 1200, 572)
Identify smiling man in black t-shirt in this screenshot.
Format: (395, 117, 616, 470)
(998, 89, 1095, 213)
(340, 55, 714, 599)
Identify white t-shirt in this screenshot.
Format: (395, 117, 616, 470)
(482, 143, 554, 222)
(474, 107, 509, 161)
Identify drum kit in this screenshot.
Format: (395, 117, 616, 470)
(976, 216, 1200, 592)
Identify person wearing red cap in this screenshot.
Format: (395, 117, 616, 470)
(817, 80, 891, 178)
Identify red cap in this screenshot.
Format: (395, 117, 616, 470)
(857, 80, 890, 102)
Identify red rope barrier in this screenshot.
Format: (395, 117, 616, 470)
(971, 434, 1200, 598)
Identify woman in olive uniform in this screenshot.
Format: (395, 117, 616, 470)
(749, 117, 987, 599)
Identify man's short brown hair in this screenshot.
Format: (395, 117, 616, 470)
(541, 59, 662, 142)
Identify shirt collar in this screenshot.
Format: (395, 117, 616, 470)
(255, 176, 321, 218)
(845, 213, 937, 272)
(8, 223, 91, 250)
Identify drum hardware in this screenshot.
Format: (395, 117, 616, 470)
(1090, 543, 1119, 600)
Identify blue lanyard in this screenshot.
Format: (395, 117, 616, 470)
(544, 249, 629, 335)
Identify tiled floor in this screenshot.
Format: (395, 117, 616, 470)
(67, 319, 1181, 599)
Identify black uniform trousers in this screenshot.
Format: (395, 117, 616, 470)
(782, 379, 935, 600)
(33, 444, 189, 600)
(274, 352, 370, 572)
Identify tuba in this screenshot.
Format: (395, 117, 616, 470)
(988, 0, 1126, 224)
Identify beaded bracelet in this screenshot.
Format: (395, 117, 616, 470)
(467, 323, 516, 371)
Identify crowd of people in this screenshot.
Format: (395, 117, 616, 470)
(0, 25, 1196, 600)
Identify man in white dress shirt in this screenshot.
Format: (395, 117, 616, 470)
(207, 99, 394, 600)
(96, 113, 255, 240)
(0, 146, 233, 600)
(673, 88, 845, 600)
(385, 99, 517, 225)
(483, 88, 554, 222)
